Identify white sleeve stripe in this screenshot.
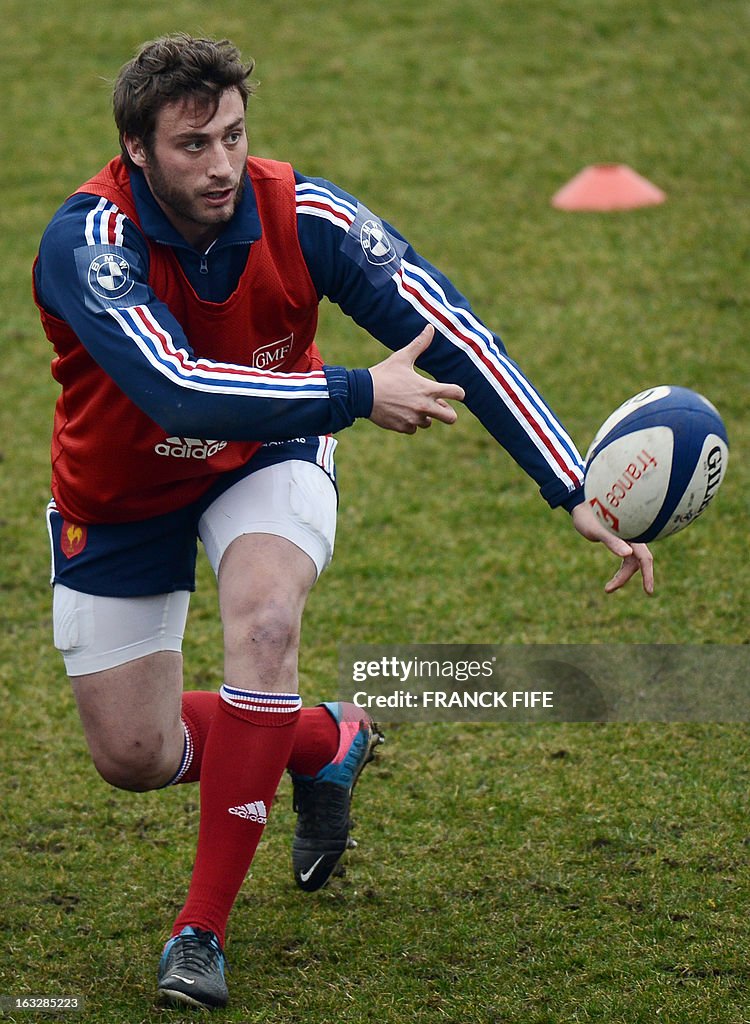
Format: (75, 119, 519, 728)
(84, 197, 108, 246)
(397, 264, 583, 485)
(83, 197, 127, 247)
(295, 182, 583, 489)
(296, 203, 354, 231)
(402, 261, 582, 465)
(295, 185, 356, 230)
(100, 208, 114, 245)
(295, 182, 358, 219)
(133, 303, 325, 385)
(393, 265, 583, 488)
(114, 211, 126, 247)
(401, 260, 496, 349)
(106, 305, 329, 400)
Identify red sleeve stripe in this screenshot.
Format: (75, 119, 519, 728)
(108, 305, 330, 399)
(296, 183, 357, 230)
(394, 263, 584, 489)
(84, 197, 126, 247)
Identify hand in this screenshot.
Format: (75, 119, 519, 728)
(571, 501, 655, 595)
(368, 325, 465, 433)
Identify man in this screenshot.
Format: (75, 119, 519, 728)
(33, 34, 653, 1011)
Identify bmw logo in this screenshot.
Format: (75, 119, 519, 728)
(87, 253, 134, 300)
(360, 219, 396, 266)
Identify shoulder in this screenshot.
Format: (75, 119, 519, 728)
(41, 193, 133, 250)
(36, 191, 150, 316)
(39, 191, 146, 263)
(294, 171, 359, 233)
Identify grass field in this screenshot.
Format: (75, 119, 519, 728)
(1, 0, 749, 1021)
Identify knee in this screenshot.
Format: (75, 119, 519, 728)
(225, 595, 302, 661)
(91, 740, 176, 792)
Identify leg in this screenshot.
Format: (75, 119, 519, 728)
(217, 532, 316, 693)
(72, 653, 184, 791)
(170, 534, 317, 942)
(166, 461, 337, 972)
(200, 457, 336, 697)
(52, 586, 191, 792)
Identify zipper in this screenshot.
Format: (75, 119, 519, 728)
(200, 239, 218, 275)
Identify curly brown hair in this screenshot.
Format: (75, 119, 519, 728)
(113, 34, 257, 167)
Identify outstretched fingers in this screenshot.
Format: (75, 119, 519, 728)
(570, 501, 655, 595)
(367, 323, 465, 433)
(604, 544, 655, 595)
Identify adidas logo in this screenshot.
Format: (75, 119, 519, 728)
(228, 800, 268, 824)
(154, 436, 228, 460)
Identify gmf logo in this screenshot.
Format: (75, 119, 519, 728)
(252, 334, 294, 370)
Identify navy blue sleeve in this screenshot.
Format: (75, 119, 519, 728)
(34, 194, 372, 441)
(294, 173, 586, 509)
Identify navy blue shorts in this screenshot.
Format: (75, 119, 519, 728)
(47, 437, 337, 598)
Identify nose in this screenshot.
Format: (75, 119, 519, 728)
(206, 142, 234, 180)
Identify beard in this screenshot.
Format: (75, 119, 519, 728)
(143, 155, 246, 243)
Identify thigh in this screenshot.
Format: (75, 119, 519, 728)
(198, 461, 337, 691)
(198, 459, 338, 581)
(53, 585, 190, 676)
(53, 586, 190, 788)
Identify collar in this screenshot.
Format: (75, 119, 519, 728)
(128, 165, 262, 252)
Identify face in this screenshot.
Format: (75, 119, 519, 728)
(125, 87, 249, 250)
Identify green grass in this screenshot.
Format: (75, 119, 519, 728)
(1, 0, 749, 1021)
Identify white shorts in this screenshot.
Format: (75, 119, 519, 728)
(53, 460, 337, 677)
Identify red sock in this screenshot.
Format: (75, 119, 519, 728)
(171, 687, 301, 946)
(172, 696, 337, 784)
(169, 691, 218, 785)
(286, 705, 339, 776)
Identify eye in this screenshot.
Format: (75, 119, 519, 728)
(225, 129, 244, 146)
(184, 140, 205, 153)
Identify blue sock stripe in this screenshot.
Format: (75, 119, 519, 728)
(166, 720, 193, 786)
(219, 684, 302, 714)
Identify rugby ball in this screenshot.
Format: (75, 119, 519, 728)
(584, 386, 728, 542)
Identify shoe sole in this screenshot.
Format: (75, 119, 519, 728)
(293, 723, 384, 892)
(158, 986, 226, 1011)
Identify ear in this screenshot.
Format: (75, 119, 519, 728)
(123, 134, 148, 169)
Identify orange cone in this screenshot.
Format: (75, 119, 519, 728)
(551, 164, 666, 211)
